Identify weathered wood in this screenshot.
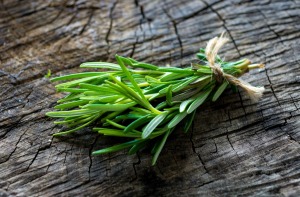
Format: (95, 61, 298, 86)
(1, 0, 300, 196)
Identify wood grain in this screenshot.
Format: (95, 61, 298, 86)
(0, 0, 300, 196)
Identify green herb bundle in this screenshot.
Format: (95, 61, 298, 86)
(46, 35, 264, 165)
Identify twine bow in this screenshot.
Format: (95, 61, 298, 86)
(205, 33, 265, 102)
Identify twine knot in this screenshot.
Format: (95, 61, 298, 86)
(205, 33, 265, 102)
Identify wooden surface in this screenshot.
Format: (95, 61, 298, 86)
(1, 0, 300, 196)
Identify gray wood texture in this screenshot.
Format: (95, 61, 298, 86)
(0, 0, 300, 196)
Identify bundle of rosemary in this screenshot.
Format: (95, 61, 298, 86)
(46, 35, 264, 165)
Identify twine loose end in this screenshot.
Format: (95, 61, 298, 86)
(206, 33, 265, 102)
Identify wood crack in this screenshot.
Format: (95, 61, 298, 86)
(88, 135, 100, 181)
(105, 0, 118, 59)
(201, 0, 242, 56)
(162, 8, 183, 59)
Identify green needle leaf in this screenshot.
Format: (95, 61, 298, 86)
(197, 66, 212, 74)
(144, 84, 168, 94)
(179, 99, 194, 113)
(57, 88, 88, 93)
(83, 102, 136, 111)
(124, 115, 152, 133)
(184, 110, 196, 133)
(131, 62, 158, 70)
(46, 109, 98, 117)
(128, 140, 148, 155)
(55, 76, 103, 88)
(157, 67, 194, 74)
(95, 128, 140, 138)
(166, 85, 173, 106)
(51, 72, 105, 82)
(167, 111, 188, 128)
(80, 62, 121, 70)
(92, 140, 140, 155)
(187, 87, 213, 114)
(172, 76, 198, 92)
(160, 72, 191, 82)
(212, 80, 229, 102)
(53, 115, 98, 136)
(54, 100, 88, 110)
(152, 129, 172, 165)
(105, 119, 126, 129)
(79, 83, 118, 93)
(142, 113, 168, 139)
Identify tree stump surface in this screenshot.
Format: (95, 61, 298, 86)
(0, 0, 300, 196)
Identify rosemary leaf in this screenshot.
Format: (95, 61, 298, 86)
(187, 87, 214, 114)
(128, 140, 148, 155)
(168, 111, 188, 128)
(80, 62, 121, 70)
(46, 109, 98, 117)
(95, 128, 140, 138)
(124, 115, 153, 133)
(142, 113, 168, 139)
(83, 103, 136, 111)
(92, 140, 140, 155)
(51, 72, 105, 82)
(212, 80, 229, 101)
(54, 100, 88, 110)
(184, 110, 197, 133)
(152, 128, 173, 165)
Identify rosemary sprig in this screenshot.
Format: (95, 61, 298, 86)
(46, 37, 264, 165)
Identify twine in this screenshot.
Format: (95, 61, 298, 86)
(205, 33, 265, 102)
